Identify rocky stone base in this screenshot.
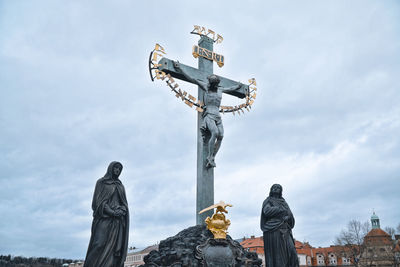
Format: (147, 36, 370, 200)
(139, 225, 262, 267)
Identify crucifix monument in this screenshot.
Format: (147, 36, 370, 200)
(149, 26, 257, 225)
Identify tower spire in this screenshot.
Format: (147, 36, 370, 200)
(371, 211, 380, 229)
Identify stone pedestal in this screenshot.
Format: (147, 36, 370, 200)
(140, 225, 262, 267)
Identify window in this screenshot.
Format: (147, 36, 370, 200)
(133, 255, 143, 262)
(342, 257, 350, 265)
(317, 254, 325, 265)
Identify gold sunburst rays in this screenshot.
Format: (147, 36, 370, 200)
(149, 43, 257, 115)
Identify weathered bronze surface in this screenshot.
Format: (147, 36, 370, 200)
(260, 184, 299, 267)
(148, 27, 257, 225)
(139, 225, 262, 267)
(84, 161, 129, 267)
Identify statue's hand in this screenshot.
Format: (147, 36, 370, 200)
(113, 209, 124, 217)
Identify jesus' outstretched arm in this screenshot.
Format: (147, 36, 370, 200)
(173, 61, 207, 91)
(222, 82, 244, 94)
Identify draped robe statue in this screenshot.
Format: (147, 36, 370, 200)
(260, 184, 299, 267)
(84, 161, 129, 267)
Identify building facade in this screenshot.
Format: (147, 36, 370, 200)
(124, 244, 158, 267)
(240, 212, 399, 267)
(359, 212, 398, 267)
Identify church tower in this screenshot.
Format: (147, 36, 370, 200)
(371, 211, 380, 229)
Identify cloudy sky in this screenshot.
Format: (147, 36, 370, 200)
(1, 0, 399, 260)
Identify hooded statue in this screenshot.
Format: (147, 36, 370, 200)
(84, 161, 129, 267)
(260, 184, 299, 267)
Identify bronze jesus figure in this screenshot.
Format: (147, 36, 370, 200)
(174, 61, 243, 168)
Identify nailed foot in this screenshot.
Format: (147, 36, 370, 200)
(206, 157, 216, 168)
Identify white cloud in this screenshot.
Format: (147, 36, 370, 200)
(0, 0, 399, 259)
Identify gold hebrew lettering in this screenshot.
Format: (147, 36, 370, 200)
(154, 43, 166, 54)
(189, 94, 196, 101)
(199, 48, 206, 57)
(196, 107, 204, 112)
(152, 52, 164, 62)
(213, 53, 219, 61)
(181, 91, 187, 101)
(202, 49, 208, 59)
(204, 50, 209, 58)
(207, 29, 215, 39)
(213, 53, 224, 67)
(155, 71, 167, 80)
(216, 34, 223, 44)
(185, 100, 194, 107)
(193, 25, 201, 34)
(167, 80, 176, 88)
(248, 78, 257, 86)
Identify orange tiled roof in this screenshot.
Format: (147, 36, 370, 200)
(241, 237, 263, 248)
(364, 228, 393, 245)
(365, 228, 391, 237)
(240, 236, 264, 255)
(240, 237, 356, 266)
